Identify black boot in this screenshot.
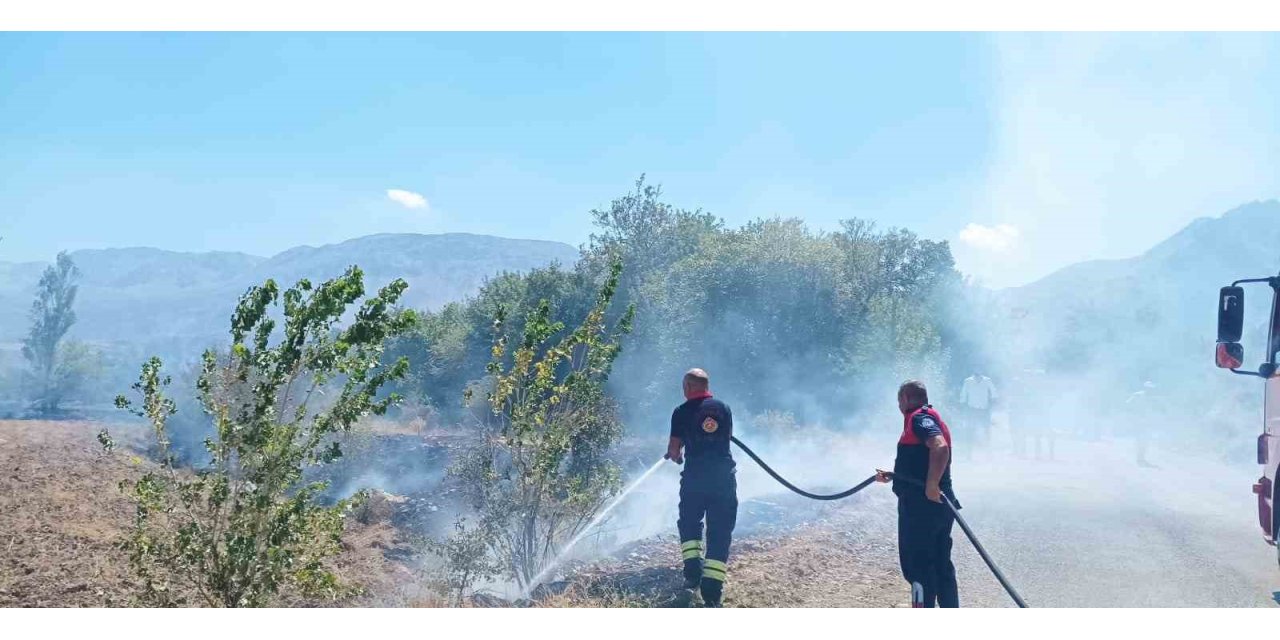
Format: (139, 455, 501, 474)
(682, 558, 702, 589)
(700, 577, 723, 607)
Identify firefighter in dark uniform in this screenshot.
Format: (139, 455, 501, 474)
(665, 368, 737, 607)
(876, 380, 960, 608)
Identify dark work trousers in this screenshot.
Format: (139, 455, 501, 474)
(677, 475, 738, 588)
(897, 496, 959, 608)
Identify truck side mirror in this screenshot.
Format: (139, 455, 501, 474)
(1218, 286, 1244, 343)
(1216, 342, 1244, 369)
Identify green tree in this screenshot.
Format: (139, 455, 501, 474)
(647, 218, 844, 412)
(104, 266, 415, 607)
(580, 177, 721, 418)
(425, 518, 501, 606)
(23, 251, 86, 415)
(452, 260, 634, 587)
(386, 179, 963, 434)
(390, 263, 602, 423)
(383, 301, 472, 413)
(583, 175, 721, 298)
(45, 340, 103, 410)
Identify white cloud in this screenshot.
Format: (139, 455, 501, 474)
(386, 189, 428, 210)
(958, 223, 1020, 253)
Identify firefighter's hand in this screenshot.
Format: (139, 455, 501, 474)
(875, 469, 892, 483)
(665, 451, 683, 465)
(925, 483, 943, 503)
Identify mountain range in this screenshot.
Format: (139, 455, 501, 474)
(1009, 200, 1280, 308)
(2, 202, 1277, 370)
(998, 199, 1280, 384)
(0, 233, 579, 351)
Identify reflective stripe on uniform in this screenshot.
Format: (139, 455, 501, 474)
(702, 558, 727, 582)
(681, 539, 704, 560)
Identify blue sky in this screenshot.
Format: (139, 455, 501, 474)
(1, 33, 1277, 286)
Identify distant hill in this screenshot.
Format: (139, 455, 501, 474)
(997, 200, 1280, 389)
(0, 233, 579, 352)
(1008, 200, 1280, 308)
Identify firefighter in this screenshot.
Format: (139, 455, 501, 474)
(665, 368, 737, 607)
(876, 380, 960, 608)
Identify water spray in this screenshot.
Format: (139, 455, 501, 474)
(519, 438, 1028, 608)
(521, 456, 667, 597)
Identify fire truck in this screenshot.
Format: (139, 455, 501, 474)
(1216, 273, 1280, 562)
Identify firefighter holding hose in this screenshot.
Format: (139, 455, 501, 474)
(665, 368, 738, 607)
(876, 380, 961, 608)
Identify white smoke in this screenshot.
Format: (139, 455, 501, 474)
(957, 33, 1280, 287)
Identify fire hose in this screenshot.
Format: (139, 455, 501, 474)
(729, 435, 1029, 608)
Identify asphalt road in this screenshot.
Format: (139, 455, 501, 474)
(595, 428, 1280, 607)
(947, 440, 1280, 607)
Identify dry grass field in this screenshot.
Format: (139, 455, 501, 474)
(0, 419, 421, 607)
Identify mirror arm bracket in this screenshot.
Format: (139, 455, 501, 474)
(1232, 277, 1279, 287)
(1230, 363, 1277, 378)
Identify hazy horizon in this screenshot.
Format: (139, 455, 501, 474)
(4, 33, 1280, 286)
(3, 198, 1274, 294)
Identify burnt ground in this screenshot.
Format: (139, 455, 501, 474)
(507, 468, 914, 609)
(0, 418, 915, 608)
(541, 491, 910, 608)
(7, 418, 1278, 608)
(0, 420, 421, 607)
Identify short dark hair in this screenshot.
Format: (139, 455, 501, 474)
(898, 380, 929, 404)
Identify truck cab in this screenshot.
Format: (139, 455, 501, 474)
(1215, 274, 1280, 560)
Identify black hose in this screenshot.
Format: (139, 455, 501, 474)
(729, 435, 1029, 608)
(951, 499, 1028, 608)
(890, 474, 1029, 608)
(730, 436, 878, 500)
